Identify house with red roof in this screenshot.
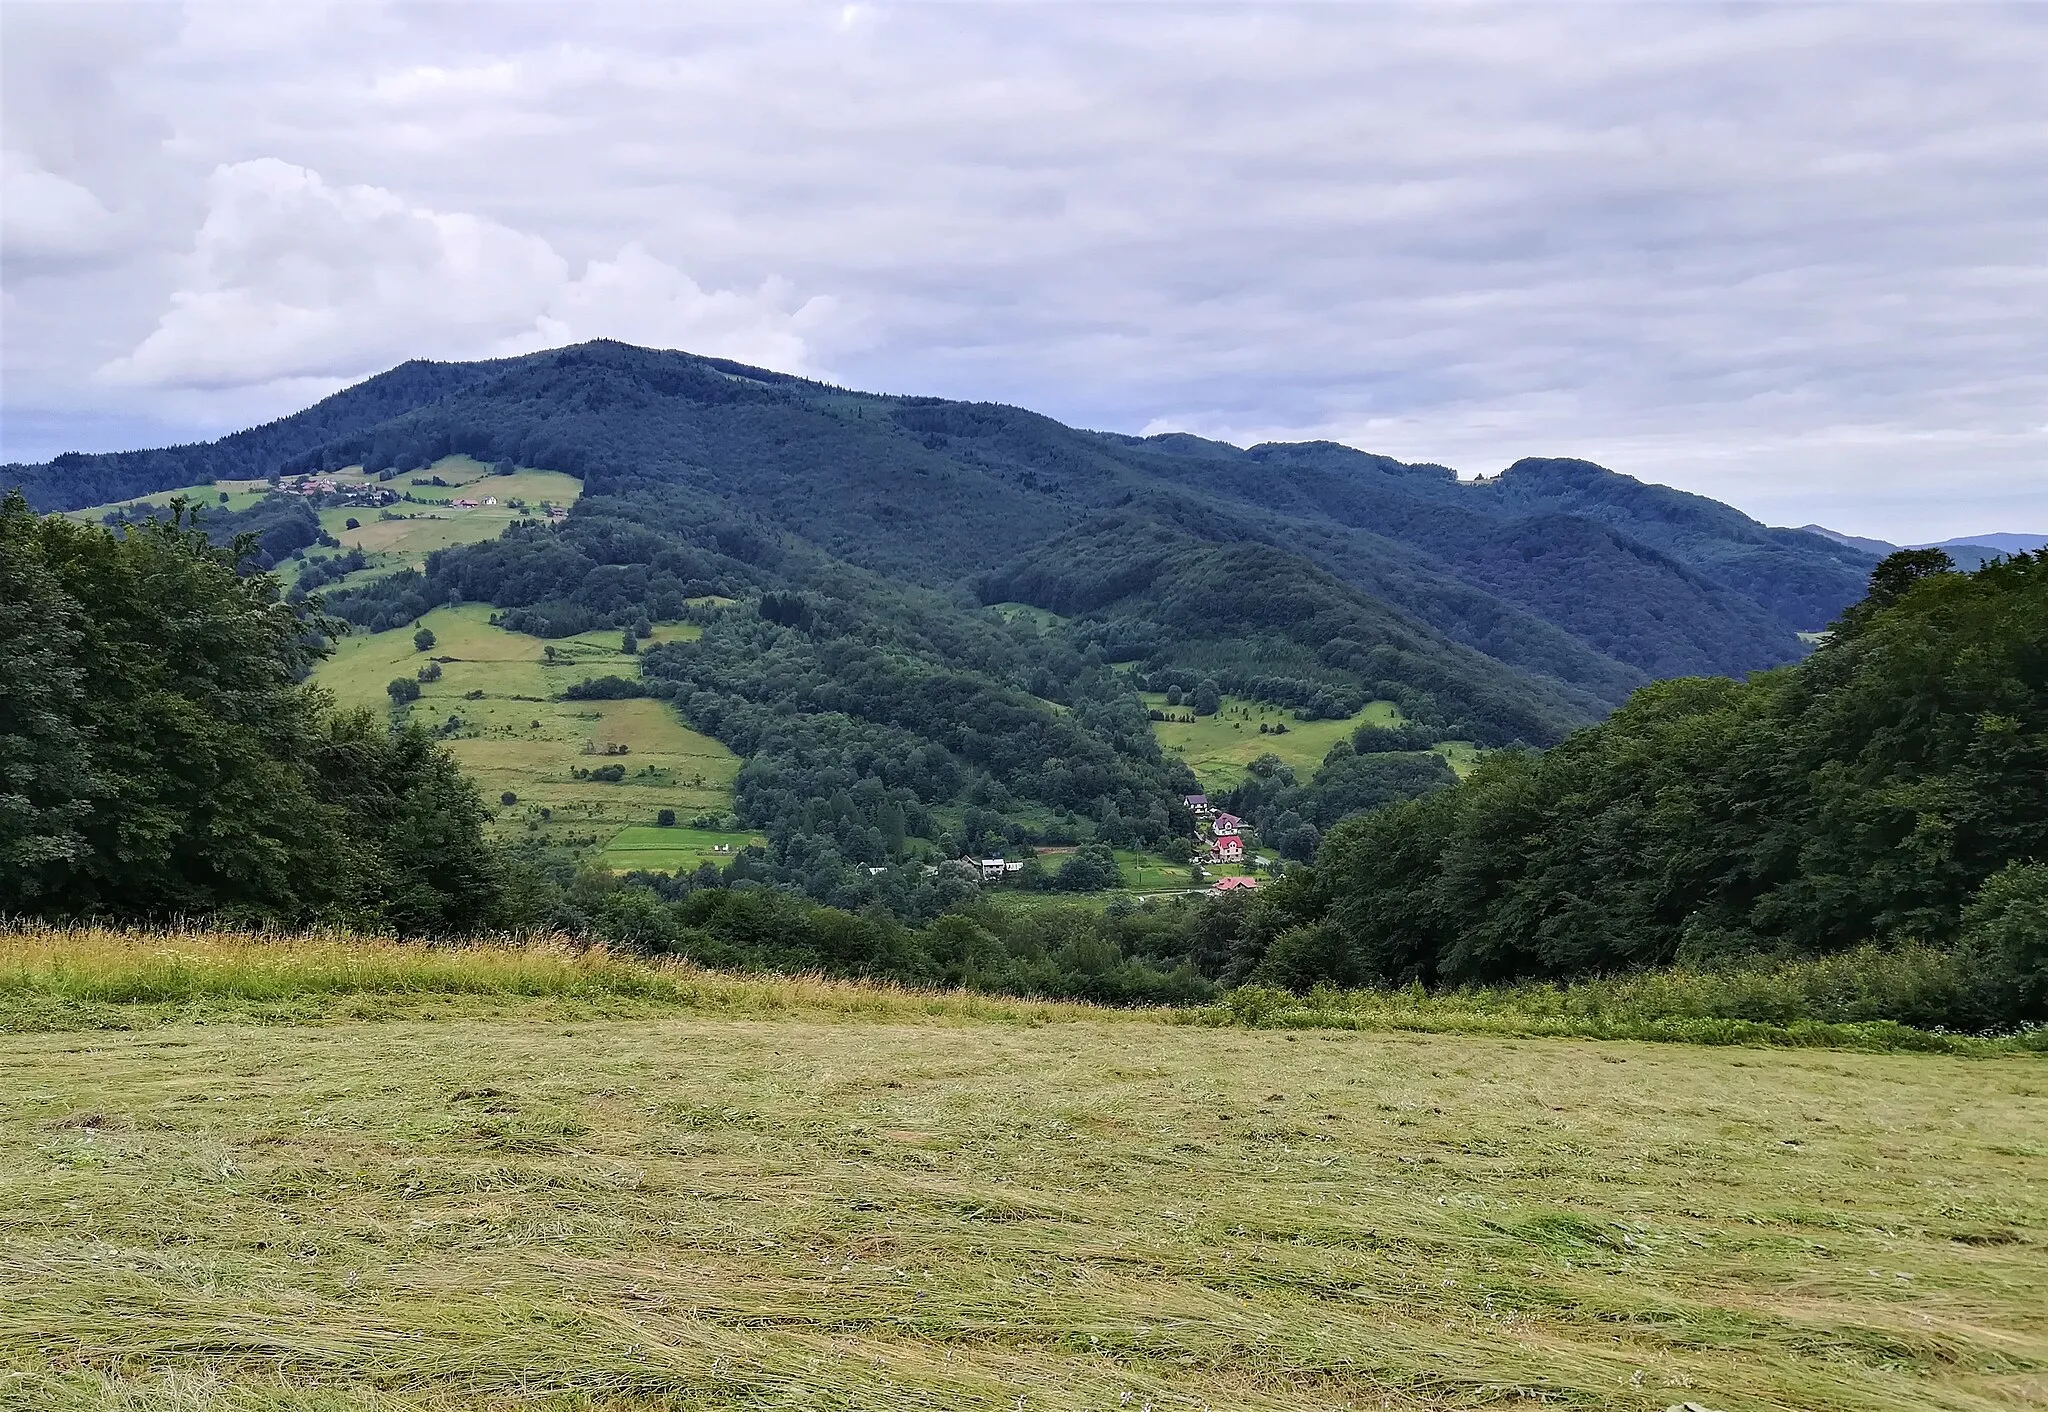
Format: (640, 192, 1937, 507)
(1210, 875, 1259, 893)
(1212, 833, 1244, 862)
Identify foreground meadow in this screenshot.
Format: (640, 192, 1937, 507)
(1, 932, 2043, 1411)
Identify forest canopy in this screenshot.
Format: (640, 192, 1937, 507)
(1250, 550, 2048, 1024)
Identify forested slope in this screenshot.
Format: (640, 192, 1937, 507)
(1252, 549, 2048, 1025)
(4, 341, 1895, 913)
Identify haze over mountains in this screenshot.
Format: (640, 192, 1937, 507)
(7, 340, 1879, 721)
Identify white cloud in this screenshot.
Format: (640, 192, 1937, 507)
(1, 151, 116, 262)
(3, 2, 2045, 539)
(101, 159, 832, 388)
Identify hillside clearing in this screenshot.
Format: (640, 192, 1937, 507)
(1, 933, 2042, 1411)
(1143, 694, 1443, 793)
(312, 604, 734, 854)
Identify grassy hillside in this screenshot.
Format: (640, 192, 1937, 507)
(312, 604, 748, 859)
(1143, 692, 1406, 792)
(3, 928, 2043, 1411)
(319, 456, 583, 587)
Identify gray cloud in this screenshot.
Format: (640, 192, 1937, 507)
(2, 0, 2042, 540)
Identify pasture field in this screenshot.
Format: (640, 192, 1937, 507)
(1141, 693, 1407, 793)
(63, 479, 273, 521)
(1, 929, 2043, 1411)
(602, 824, 769, 874)
(319, 457, 583, 586)
(312, 605, 732, 856)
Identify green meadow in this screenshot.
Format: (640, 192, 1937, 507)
(1142, 693, 1395, 792)
(312, 604, 742, 859)
(2, 927, 2042, 1412)
(63, 478, 275, 522)
(319, 456, 584, 588)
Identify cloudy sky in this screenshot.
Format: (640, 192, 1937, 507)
(3, 2, 2043, 541)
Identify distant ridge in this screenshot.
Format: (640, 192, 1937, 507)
(10, 339, 1881, 708)
(1798, 525, 2046, 562)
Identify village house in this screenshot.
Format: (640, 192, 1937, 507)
(1212, 833, 1245, 862)
(1211, 811, 1242, 837)
(1182, 793, 1215, 821)
(1210, 875, 1258, 894)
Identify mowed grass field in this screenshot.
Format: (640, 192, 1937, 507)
(1, 931, 2043, 1411)
(312, 605, 753, 862)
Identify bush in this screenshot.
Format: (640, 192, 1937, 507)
(1959, 862, 2048, 1024)
(416, 661, 441, 683)
(344, 517, 360, 531)
(500, 792, 518, 806)
(413, 627, 436, 652)
(386, 677, 422, 705)
(657, 808, 677, 827)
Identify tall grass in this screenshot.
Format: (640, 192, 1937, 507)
(4, 922, 2040, 1053)
(0, 921, 1131, 1031)
(1203, 945, 2047, 1055)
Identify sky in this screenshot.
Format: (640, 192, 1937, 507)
(2, 2, 2043, 543)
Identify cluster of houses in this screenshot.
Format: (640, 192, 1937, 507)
(291, 477, 399, 507)
(1184, 794, 1258, 888)
(448, 495, 499, 509)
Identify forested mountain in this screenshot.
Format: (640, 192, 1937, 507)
(6, 341, 1885, 910)
(1, 357, 512, 510)
(8, 339, 1872, 693)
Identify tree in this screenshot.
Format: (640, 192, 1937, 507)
(501, 791, 518, 805)
(657, 808, 677, 827)
(413, 627, 436, 652)
(0, 492, 504, 928)
(387, 676, 422, 705)
(417, 661, 441, 682)
(1192, 680, 1221, 716)
(1165, 685, 1183, 707)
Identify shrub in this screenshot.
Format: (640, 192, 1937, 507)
(344, 517, 360, 530)
(386, 677, 421, 705)
(413, 627, 436, 652)
(657, 808, 677, 827)
(1959, 862, 2048, 1024)
(501, 792, 518, 806)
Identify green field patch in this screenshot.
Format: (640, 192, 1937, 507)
(602, 824, 767, 873)
(318, 459, 583, 586)
(311, 605, 736, 853)
(1433, 739, 1481, 777)
(65, 479, 273, 523)
(985, 601, 1068, 631)
(1142, 693, 1405, 794)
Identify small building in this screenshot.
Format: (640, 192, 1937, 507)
(978, 857, 1008, 882)
(1183, 793, 1214, 819)
(1213, 833, 1245, 862)
(1211, 812, 1242, 837)
(1210, 875, 1259, 894)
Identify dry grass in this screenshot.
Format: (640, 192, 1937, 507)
(0, 926, 2045, 1410)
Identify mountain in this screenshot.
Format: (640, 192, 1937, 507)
(1800, 526, 2046, 572)
(5, 341, 1884, 906)
(1801, 524, 1896, 556)
(1919, 533, 2048, 555)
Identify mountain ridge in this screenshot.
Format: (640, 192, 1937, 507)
(9, 340, 1875, 709)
